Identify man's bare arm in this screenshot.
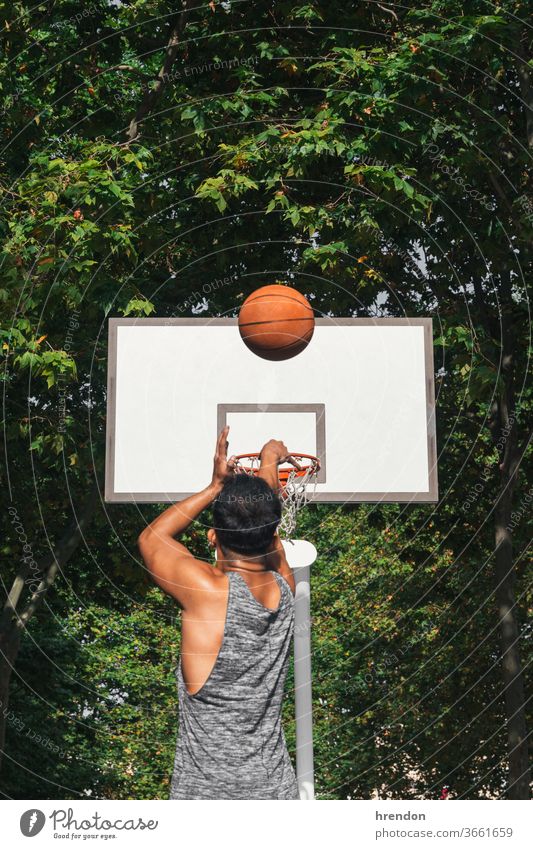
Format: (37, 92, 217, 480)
(257, 438, 299, 491)
(137, 426, 236, 606)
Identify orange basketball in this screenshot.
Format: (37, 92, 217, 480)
(238, 284, 315, 361)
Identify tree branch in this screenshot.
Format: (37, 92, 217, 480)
(377, 4, 398, 21)
(471, 272, 497, 340)
(515, 32, 533, 150)
(487, 170, 515, 218)
(96, 65, 152, 83)
(4, 484, 100, 634)
(124, 1, 192, 144)
(487, 170, 529, 241)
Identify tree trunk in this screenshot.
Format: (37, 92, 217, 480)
(494, 454, 531, 799)
(0, 627, 22, 771)
(125, 1, 192, 143)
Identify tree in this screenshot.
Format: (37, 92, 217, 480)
(1, 0, 531, 798)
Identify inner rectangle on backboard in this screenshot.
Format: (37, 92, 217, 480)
(217, 404, 326, 483)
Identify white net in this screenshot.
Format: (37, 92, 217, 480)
(234, 455, 319, 539)
(278, 463, 319, 538)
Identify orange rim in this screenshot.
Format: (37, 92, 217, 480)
(234, 452, 320, 487)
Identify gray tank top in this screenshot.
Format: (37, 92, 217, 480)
(170, 569, 299, 800)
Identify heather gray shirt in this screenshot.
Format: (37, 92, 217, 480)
(170, 570, 299, 800)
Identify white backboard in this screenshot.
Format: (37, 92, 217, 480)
(105, 318, 438, 503)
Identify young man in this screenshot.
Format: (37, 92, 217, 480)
(137, 427, 299, 800)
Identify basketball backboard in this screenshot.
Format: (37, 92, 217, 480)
(105, 317, 438, 503)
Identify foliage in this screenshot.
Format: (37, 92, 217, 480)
(1, 0, 531, 799)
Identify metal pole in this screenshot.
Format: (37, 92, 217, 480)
(293, 563, 314, 799)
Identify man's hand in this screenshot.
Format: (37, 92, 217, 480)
(258, 439, 300, 491)
(259, 438, 296, 465)
(211, 425, 237, 490)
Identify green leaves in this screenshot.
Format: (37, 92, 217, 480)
(195, 170, 259, 211)
(344, 164, 431, 211)
(301, 241, 349, 270)
(195, 176, 229, 212)
(13, 347, 77, 389)
(181, 104, 207, 132)
(434, 324, 504, 406)
(122, 297, 155, 317)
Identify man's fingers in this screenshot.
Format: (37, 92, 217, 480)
(216, 425, 230, 456)
(276, 441, 300, 469)
(286, 454, 302, 470)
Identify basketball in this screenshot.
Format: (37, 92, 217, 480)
(238, 284, 315, 361)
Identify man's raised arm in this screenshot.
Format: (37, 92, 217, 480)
(137, 426, 236, 606)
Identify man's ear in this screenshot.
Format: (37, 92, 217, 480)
(207, 528, 217, 548)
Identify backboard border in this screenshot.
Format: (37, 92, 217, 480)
(105, 317, 438, 504)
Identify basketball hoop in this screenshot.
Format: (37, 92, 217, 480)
(233, 452, 320, 538)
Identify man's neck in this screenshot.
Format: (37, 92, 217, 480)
(217, 550, 271, 573)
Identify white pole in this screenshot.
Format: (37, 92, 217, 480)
(293, 561, 315, 800)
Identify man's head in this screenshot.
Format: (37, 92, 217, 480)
(212, 475, 281, 557)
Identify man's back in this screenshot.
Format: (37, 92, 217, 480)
(180, 559, 295, 696)
(170, 569, 299, 800)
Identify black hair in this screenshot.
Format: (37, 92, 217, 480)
(213, 475, 282, 555)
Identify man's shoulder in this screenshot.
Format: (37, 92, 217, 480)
(166, 553, 226, 609)
(192, 564, 230, 598)
(276, 563, 296, 596)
